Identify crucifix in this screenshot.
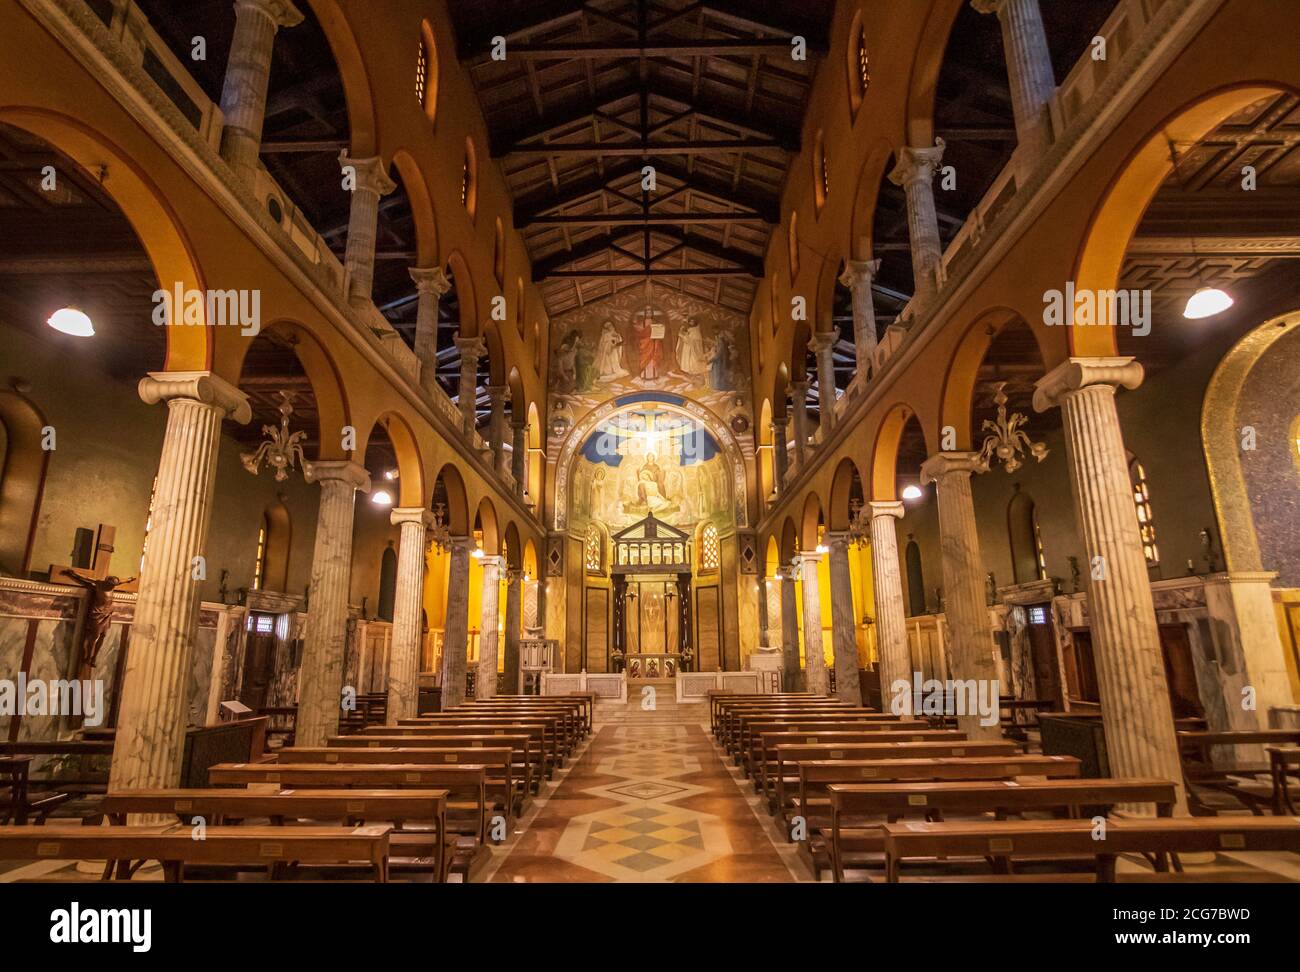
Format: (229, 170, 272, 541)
(48, 523, 138, 680)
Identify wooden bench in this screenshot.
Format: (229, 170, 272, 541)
(327, 733, 538, 796)
(749, 725, 941, 788)
(448, 704, 580, 752)
(1178, 729, 1300, 815)
(373, 721, 559, 778)
(877, 815, 1300, 883)
(474, 695, 593, 735)
(0, 823, 393, 882)
(734, 716, 923, 764)
(710, 694, 822, 732)
(397, 715, 565, 769)
(725, 706, 883, 753)
(1268, 747, 1300, 815)
(716, 701, 861, 744)
(101, 788, 448, 881)
(206, 762, 490, 878)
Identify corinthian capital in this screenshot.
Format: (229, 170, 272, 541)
(839, 258, 881, 291)
(410, 266, 452, 298)
(889, 140, 947, 189)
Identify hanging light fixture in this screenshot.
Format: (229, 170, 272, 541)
(978, 383, 1048, 474)
(47, 306, 95, 337)
(1166, 135, 1233, 320)
(370, 488, 393, 507)
(901, 484, 924, 501)
(241, 391, 313, 482)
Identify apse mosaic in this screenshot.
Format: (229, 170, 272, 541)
(569, 408, 731, 531)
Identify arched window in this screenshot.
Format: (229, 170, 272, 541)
(905, 538, 926, 616)
(788, 212, 800, 281)
(584, 525, 603, 574)
(813, 132, 829, 213)
(515, 278, 525, 336)
(252, 516, 268, 591)
(1007, 490, 1047, 584)
(418, 22, 439, 122)
(493, 217, 505, 286)
(1130, 459, 1159, 567)
(699, 522, 721, 573)
(415, 37, 428, 106)
(846, 12, 870, 115)
(462, 138, 478, 218)
(378, 541, 398, 621)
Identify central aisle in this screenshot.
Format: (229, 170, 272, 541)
(486, 692, 802, 882)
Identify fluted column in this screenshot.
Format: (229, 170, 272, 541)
(789, 380, 811, 467)
(476, 556, 504, 699)
(439, 537, 473, 707)
(503, 567, 523, 694)
(809, 332, 839, 432)
(1035, 358, 1186, 812)
(839, 258, 882, 375)
(109, 373, 250, 791)
(778, 565, 801, 690)
(487, 385, 509, 474)
(889, 142, 947, 305)
(455, 335, 486, 433)
(771, 418, 791, 493)
(510, 419, 528, 497)
(973, 0, 1056, 160)
(218, 0, 303, 184)
(410, 267, 451, 395)
(796, 551, 830, 695)
(920, 451, 1001, 740)
(296, 460, 371, 746)
(756, 573, 771, 647)
(386, 508, 431, 723)
(870, 501, 912, 715)
(825, 533, 862, 703)
(339, 153, 396, 305)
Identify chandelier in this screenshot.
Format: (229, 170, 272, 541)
(846, 498, 871, 548)
(241, 391, 314, 482)
(978, 382, 1047, 473)
(427, 502, 452, 553)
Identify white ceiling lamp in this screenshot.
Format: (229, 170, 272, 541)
(383, 468, 400, 481)
(901, 484, 924, 501)
(47, 306, 95, 337)
(370, 488, 393, 507)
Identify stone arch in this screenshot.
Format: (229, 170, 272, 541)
(503, 520, 522, 570)
(444, 250, 478, 336)
(902, 0, 967, 148)
(305, 0, 378, 157)
(828, 456, 866, 532)
(870, 402, 929, 502)
(391, 149, 439, 268)
(419, 18, 441, 125)
(0, 108, 211, 371)
(772, 363, 791, 422)
(432, 463, 469, 535)
(848, 140, 897, 261)
(779, 517, 799, 564)
(1073, 84, 1292, 357)
(800, 492, 824, 551)
(475, 496, 500, 554)
(938, 307, 1049, 451)
(260, 495, 293, 593)
(359, 411, 425, 508)
(757, 398, 774, 503)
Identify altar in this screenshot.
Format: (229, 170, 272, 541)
(623, 652, 681, 679)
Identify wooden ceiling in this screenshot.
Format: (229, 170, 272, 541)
(448, 0, 834, 317)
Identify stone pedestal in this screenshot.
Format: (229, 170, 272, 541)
(296, 460, 370, 747)
(386, 508, 431, 722)
(870, 501, 912, 715)
(889, 143, 947, 305)
(218, 0, 303, 184)
(503, 568, 523, 694)
(410, 267, 451, 396)
(109, 373, 250, 792)
(839, 258, 881, 377)
(476, 556, 504, 699)
(973, 0, 1055, 162)
(778, 566, 801, 691)
(1035, 358, 1186, 813)
(826, 534, 862, 704)
(920, 451, 1001, 740)
(439, 538, 473, 707)
(339, 154, 397, 305)
(797, 551, 830, 696)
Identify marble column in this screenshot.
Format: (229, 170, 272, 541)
(510, 420, 528, 497)
(455, 335, 486, 434)
(973, 0, 1056, 160)
(920, 451, 1001, 740)
(870, 501, 912, 715)
(789, 380, 811, 468)
(487, 385, 509, 474)
(778, 565, 802, 691)
(839, 258, 882, 376)
(386, 508, 431, 723)
(503, 567, 524, 694)
(1035, 358, 1186, 812)
(888, 142, 947, 306)
(797, 551, 831, 695)
(826, 533, 863, 704)
(109, 373, 250, 792)
(296, 460, 371, 747)
(476, 556, 504, 699)
(218, 0, 303, 185)
(756, 574, 771, 648)
(410, 266, 451, 396)
(339, 153, 396, 306)
(439, 537, 473, 707)
(771, 418, 791, 493)
(810, 332, 839, 432)
(1204, 572, 1297, 723)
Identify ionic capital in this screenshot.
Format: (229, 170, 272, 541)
(889, 140, 946, 188)
(305, 459, 371, 492)
(1033, 356, 1144, 412)
(869, 500, 906, 520)
(838, 258, 881, 291)
(235, 0, 304, 29)
(919, 450, 987, 484)
(391, 507, 434, 529)
(338, 153, 397, 197)
(809, 331, 838, 354)
(410, 266, 452, 298)
(139, 371, 251, 425)
(455, 334, 488, 360)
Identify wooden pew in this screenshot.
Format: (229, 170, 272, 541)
(729, 710, 903, 758)
(101, 788, 448, 882)
(375, 721, 559, 778)
(710, 693, 821, 732)
(474, 695, 593, 735)
(723, 704, 874, 751)
(206, 762, 490, 879)
(749, 724, 936, 785)
(327, 733, 538, 796)
(830, 778, 1178, 882)
(1178, 729, 1300, 815)
(398, 715, 566, 769)
(715, 699, 859, 743)
(1269, 746, 1300, 815)
(0, 823, 393, 882)
(449, 704, 581, 751)
(876, 815, 1300, 883)
(277, 746, 521, 819)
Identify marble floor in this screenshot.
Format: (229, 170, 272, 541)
(484, 691, 803, 883)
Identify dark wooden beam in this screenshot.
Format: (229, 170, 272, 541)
(455, 0, 588, 58)
(544, 267, 758, 278)
(504, 138, 788, 157)
(260, 139, 350, 153)
(466, 38, 826, 64)
(520, 212, 771, 227)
